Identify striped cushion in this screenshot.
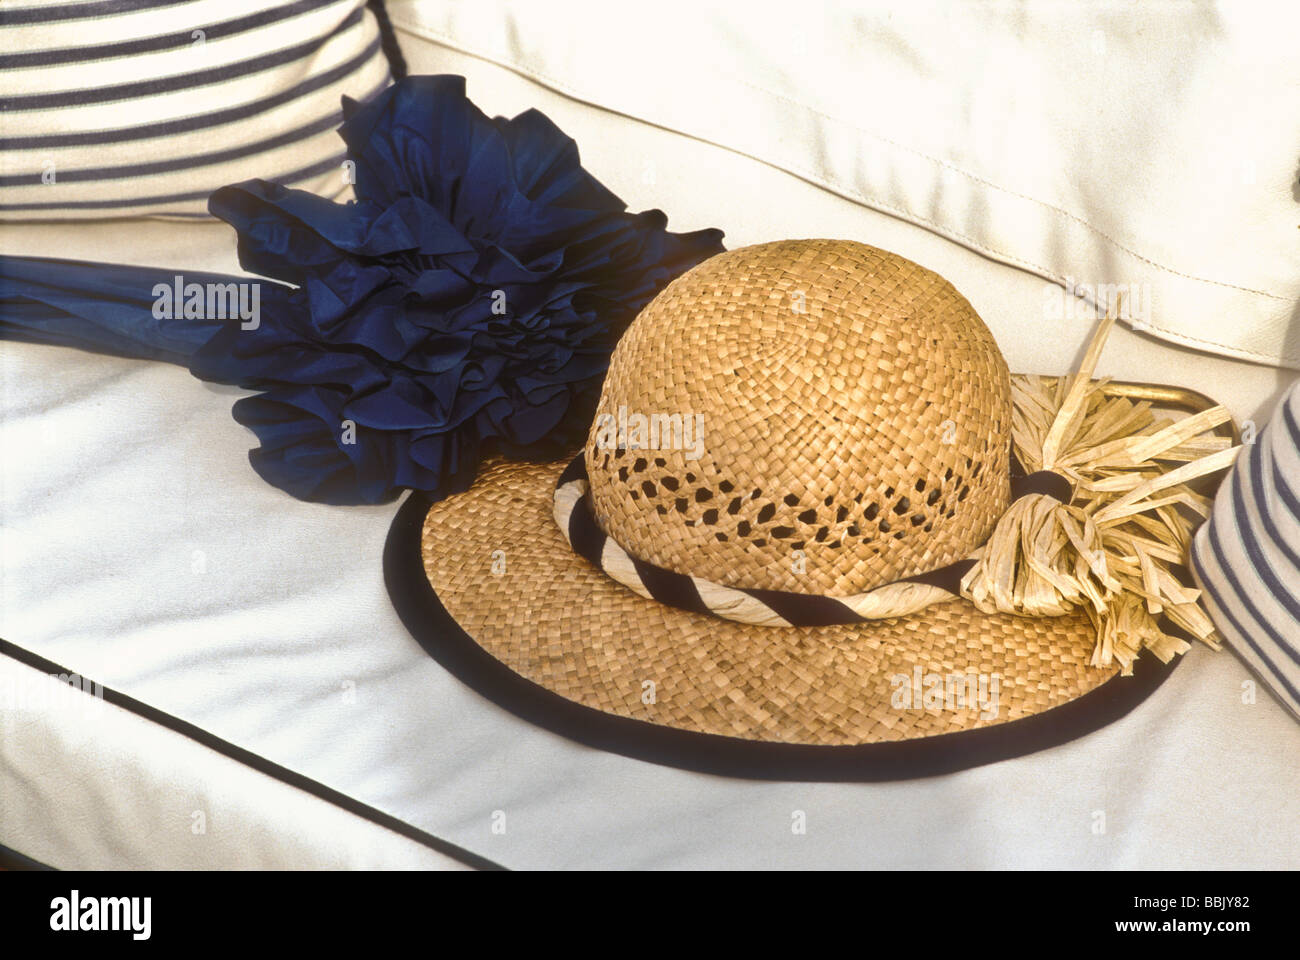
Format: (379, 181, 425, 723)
(1192, 380, 1300, 722)
(0, 0, 392, 219)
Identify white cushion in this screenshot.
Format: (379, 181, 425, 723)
(389, 0, 1300, 369)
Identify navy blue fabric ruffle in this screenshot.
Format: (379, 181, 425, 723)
(0, 75, 725, 504)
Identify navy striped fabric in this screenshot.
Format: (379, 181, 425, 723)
(1192, 380, 1300, 721)
(0, 0, 392, 219)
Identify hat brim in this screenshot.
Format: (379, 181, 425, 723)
(386, 458, 1185, 781)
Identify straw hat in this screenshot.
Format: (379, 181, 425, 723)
(386, 239, 1239, 780)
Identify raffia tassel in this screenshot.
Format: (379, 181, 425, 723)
(960, 312, 1240, 673)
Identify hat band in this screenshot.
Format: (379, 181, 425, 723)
(552, 450, 1067, 627)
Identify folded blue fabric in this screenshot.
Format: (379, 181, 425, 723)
(1191, 380, 1300, 721)
(0, 76, 724, 505)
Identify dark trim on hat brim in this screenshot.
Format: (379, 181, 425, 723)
(386, 491, 1185, 783)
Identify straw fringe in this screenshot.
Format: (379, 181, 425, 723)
(960, 313, 1239, 674)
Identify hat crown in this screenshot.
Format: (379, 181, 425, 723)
(584, 239, 1012, 595)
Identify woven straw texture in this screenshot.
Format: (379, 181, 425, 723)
(585, 239, 1013, 595)
(421, 459, 1117, 745)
